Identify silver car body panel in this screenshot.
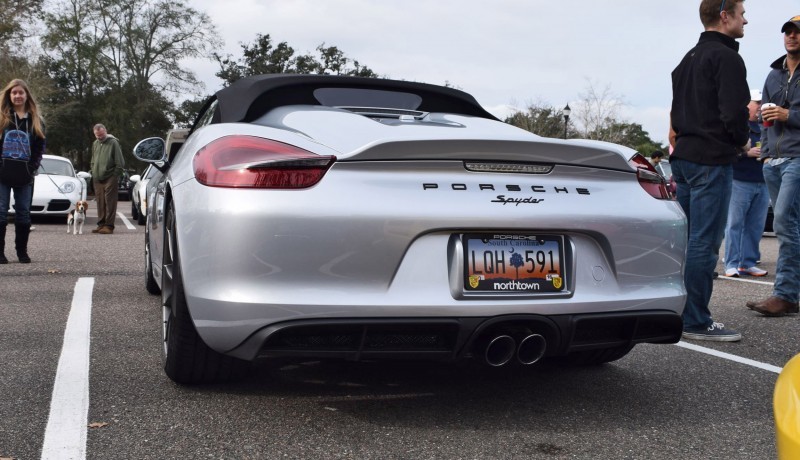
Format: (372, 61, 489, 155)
(150, 111, 686, 354)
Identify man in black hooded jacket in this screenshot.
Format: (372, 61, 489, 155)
(670, 0, 750, 342)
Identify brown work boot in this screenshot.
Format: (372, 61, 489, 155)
(746, 296, 800, 317)
(91, 227, 102, 233)
(97, 226, 114, 234)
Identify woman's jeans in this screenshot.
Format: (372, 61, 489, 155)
(763, 158, 800, 304)
(671, 158, 732, 330)
(724, 179, 770, 271)
(0, 181, 33, 225)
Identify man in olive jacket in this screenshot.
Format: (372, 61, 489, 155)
(90, 123, 124, 234)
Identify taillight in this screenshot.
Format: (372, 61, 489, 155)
(628, 153, 670, 199)
(193, 136, 336, 189)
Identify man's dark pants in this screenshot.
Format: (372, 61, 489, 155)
(671, 158, 733, 330)
(94, 176, 119, 229)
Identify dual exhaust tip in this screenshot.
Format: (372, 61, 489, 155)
(484, 333, 547, 367)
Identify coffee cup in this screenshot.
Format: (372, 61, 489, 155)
(762, 103, 777, 127)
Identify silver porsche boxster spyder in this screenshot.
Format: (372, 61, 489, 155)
(134, 74, 686, 384)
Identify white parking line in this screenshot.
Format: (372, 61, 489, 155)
(717, 276, 774, 286)
(676, 341, 783, 374)
(675, 274, 783, 374)
(29, 269, 782, 460)
(117, 212, 136, 230)
(40, 278, 94, 460)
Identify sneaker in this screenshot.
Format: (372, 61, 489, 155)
(723, 268, 740, 277)
(738, 266, 768, 277)
(682, 322, 742, 342)
(713, 271, 719, 279)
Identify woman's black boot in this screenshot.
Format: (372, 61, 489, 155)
(0, 223, 7, 264)
(15, 222, 31, 263)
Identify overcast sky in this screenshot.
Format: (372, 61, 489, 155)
(186, 0, 797, 144)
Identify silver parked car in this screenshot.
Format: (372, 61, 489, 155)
(654, 159, 677, 198)
(134, 74, 686, 384)
(130, 164, 162, 225)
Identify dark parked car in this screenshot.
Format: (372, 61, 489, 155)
(118, 170, 133, 200)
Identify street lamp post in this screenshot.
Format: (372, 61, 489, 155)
(563, 104, 571, 139)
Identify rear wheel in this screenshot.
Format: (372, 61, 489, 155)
(161, 206, 249, 384)
(144, 231, 159, 295)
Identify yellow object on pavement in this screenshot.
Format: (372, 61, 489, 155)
(775, 353, 800, 459)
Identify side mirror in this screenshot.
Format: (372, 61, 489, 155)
(130, 174, 141, 184)
(133, 137, 167, 162)
(76, 171, 91, 180)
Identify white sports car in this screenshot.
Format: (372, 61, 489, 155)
(9, 154, 88, 216)
(134, 74, 687, 385)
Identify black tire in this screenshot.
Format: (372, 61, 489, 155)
(145, 232, 160, 295)
(131, 201, 139, 220)
(137, 206, 146, 225)
(161, 206, 249, 384)
(562, 344, 635, 366)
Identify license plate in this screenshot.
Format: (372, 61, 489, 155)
(463, 234, 565, 293)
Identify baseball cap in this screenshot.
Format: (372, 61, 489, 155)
(781, 15, 800, 33)
(750, 89, 762, 102)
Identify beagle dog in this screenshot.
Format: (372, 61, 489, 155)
(67, 200, 89, 235)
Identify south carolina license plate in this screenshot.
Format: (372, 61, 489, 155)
(463, 234, 565, 293)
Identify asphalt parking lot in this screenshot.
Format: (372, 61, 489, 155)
(0, 210, 797, 460)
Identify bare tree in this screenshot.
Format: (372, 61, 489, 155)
(505, 87, 662, 151)
(0, 0, 49, 97)
(0, 0, 44, 42)
(572, 80, 628, 143)
(504, 99, 570, 138)
(41, 0, 220, 169)
(96, 0, 221, 95)
(215, 34, 377, 86)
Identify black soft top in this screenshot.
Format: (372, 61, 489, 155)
(204, 74, 498, 124)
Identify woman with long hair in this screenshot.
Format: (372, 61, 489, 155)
(0, 79, 45, 264)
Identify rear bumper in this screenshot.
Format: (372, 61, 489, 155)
(226, 310, 682, 362)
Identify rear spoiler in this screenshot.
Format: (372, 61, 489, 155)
(341, 138, 634, 172)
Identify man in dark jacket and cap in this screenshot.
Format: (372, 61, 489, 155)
(670, 0, 750, 341)
(746, 16, 800, 317)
